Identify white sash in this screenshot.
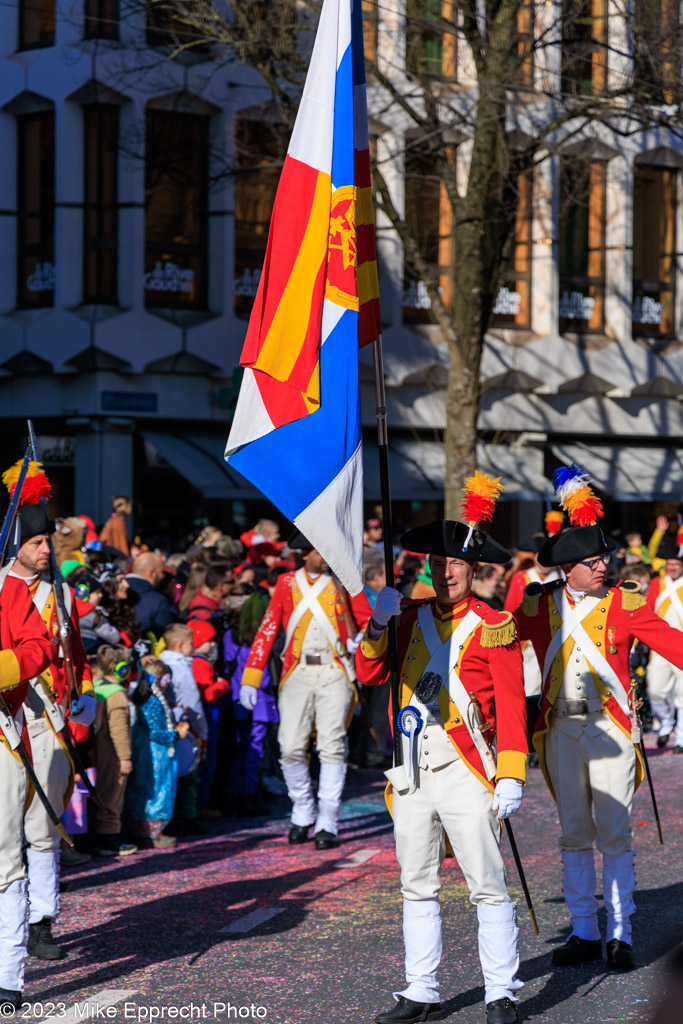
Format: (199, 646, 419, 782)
(541, 588, 602, 682)
(416, 604, 496, 780)
(654, 575, 683, 628)
(283, 570, 330, 651)
(0, 705, 24, 750)
(570, 623, 630, 718)
(285, 570, 355, 679)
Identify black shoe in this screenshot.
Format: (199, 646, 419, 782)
(527, 753, 539, 768)
(288, 824, 311, 844)
(673, 745, 683, 754)
(657, 733, 671, 748)
(374, 995, 443, 1023)
(28, 917, 64, 961)
(486, 997, 518, 1024)
(314, 829, 339, 850)
(0, 989, 22, 1011)
(606, 938, 635, 969)
(551, 934, 602, 966)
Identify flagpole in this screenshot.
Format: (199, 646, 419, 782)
(372, 335, 403, 767)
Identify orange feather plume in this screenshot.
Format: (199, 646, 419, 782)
(461, 471, 504, 525)
(2, 459, 52, 505)
(545, 510, 564, 536)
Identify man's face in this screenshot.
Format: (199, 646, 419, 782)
(533, 554, 553, 577)
(563, 554, 609, 593)
(429, 555, 475, 606)
(303, 549, 327, 574)
(368, 565, 386, 592)
(17, 534, 51, 575)
(368, 525, 382, 543)
(666, 559, 683, 581)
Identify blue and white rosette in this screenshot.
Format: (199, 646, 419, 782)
(397, 704, 423, 794)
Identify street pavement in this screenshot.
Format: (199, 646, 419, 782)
(26, 735, 682, 1024)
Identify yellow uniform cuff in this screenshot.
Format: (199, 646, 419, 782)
(81, 678, 95, 697)
(241, 667, 263, 689)
(496, 749, 527, 786)
(360, 629, 388, 660)
(0, 650, 20, 692)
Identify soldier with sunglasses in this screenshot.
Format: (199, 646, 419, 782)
(516, 470, 683, 972)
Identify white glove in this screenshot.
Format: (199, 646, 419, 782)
(491, 778, 523, 820)
(70, 694, 97, 727)
(346, 632, 363, 656)
(239, 685, 258, 711)
(372, 587, 402, 628)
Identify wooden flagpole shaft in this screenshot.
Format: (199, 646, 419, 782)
(372, 336, 402, 766)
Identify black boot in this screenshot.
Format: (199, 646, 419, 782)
(314, 829, 339, 850)
(552, 934, 602, 966)
(607, 939, 635, 969)
(288, 824, 310, 844)
(0, 989, 22, 1010)
(486, 997, 518, 1024)
(28, 917, 64, 960)
(374, 995, 443, 1023)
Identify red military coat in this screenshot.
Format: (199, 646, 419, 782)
(26, 579, 94, 707)
(0, 574, 53, 758)
(242, 570, 371, 691)
(356, 596, 528, 791)
(646, 573, 683, 620)
(516, 579, 683, 796)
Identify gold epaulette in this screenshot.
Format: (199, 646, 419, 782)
(521, 582, 543, 618)
(619, 580, 646, 611)
(480, 611, 517, 648)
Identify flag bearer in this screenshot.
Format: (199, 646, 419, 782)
(358, 474, 528, 1024)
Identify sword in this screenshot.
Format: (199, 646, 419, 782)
(503, 818, 540, 936)
(629, 680, 663, 845)
(468, 690, 540, 935)
(0, 693, 73, 847)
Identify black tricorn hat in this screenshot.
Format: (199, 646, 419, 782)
(657, 542, 683, 563)
(287, 528, 314, 552)
(17, 503, 54, 543)
(538, 524, 618, 568)
(518, 534, 545, 553)
(400, 520, 510, 564)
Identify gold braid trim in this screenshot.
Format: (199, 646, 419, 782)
(521, 583, 543, 618)
(480, 611, 517, 648)
(619, 580, 646, 611)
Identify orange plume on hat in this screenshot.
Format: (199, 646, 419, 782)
(2, 459, 51, 505)
(461, 471, 504, 526)
(545, 510, 564, 536)
(553, 465, 603, 527)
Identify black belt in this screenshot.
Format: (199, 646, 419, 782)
(553, 699, 603, 716)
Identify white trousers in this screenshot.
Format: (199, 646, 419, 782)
(545, 714, 635, 856)
(24, 716, 71, 926)
(0, 880, 29, 992)
(0, 742, 28, 891)
(392, 760, 521, 1004)
(23, 716, 72, 853)
(648, 651, 683, 742)
(278, 664, 353, 765)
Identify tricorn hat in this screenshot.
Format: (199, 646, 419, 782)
(400, 520, 510, 563)
(538, 465, 615, 567)
(538, 524, 618, 567)
(17, 502, 54, 543)
(287, 528, 314, 552)
(656, 541, 683, 564)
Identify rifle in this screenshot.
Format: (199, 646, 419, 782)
(0, 692, 73, 847)
(0, 446, 32, 563)
(27, 421, 108, 813)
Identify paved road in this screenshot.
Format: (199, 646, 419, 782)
(26, 737, 682, 1024)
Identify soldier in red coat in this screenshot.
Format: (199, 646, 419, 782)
(241, 532, 371, 849)
(0, 550, 53, 1007)
(516, 466, 683, 971)
(10, 503, 95, 962)
(645, 539, 683, 749)
(357, 513, 528, 1024)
